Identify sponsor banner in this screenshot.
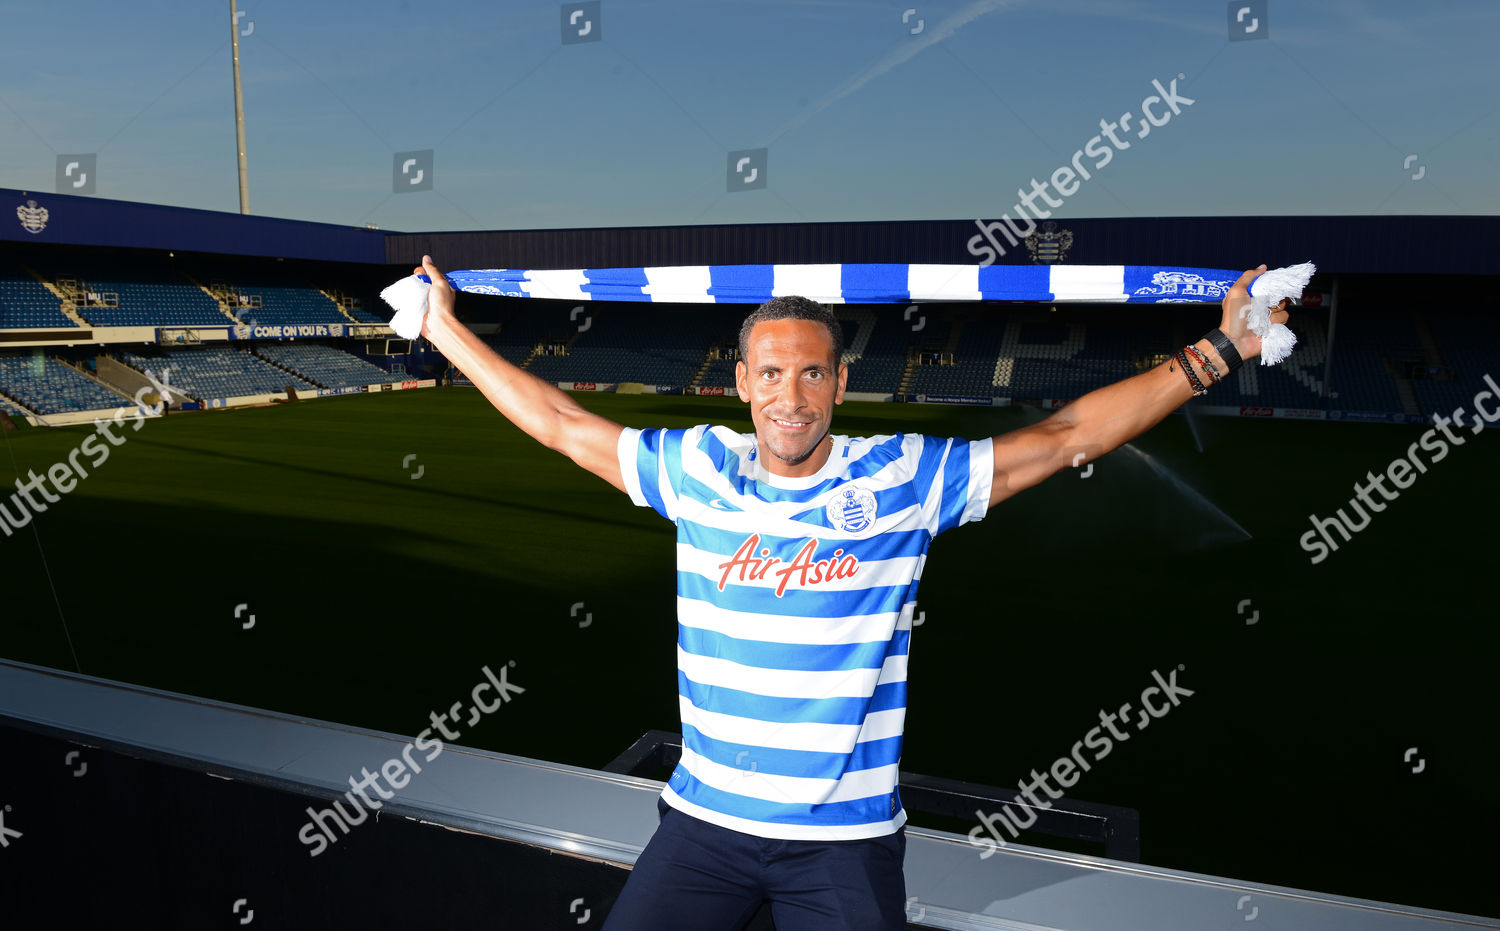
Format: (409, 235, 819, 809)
(1277, 408, 1326, 421)
(1042, 398, 1071, 409)
(655, 385, 684, 395)
(417, 378, 437, 388)
(398, 380, 419, 390)
(318, 386, 366, 397)
(693, 386, 727, 397)
(1239, 406, 1275, 417)
(560, 382, 617, 392)
(1327, 409, 1401, 423)
(915, 395, 997, 407)
(229, 323, 346, 340)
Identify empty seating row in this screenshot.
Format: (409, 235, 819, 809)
(0, 275, 74, 330)
(120, 348, 316, 399)
(254, 343, 403, 389)
(0, 353, 130, 414)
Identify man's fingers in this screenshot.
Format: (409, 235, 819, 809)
(418, 254, 452, 290)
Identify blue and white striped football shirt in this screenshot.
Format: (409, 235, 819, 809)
(617, 425, 993, 840)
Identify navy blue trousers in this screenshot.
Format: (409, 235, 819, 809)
(602, 797, 908, 931)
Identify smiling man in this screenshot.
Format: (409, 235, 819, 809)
(414, 255, 1288, 930)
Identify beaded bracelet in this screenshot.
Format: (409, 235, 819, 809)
(1175, 348, 1207, 396)
(1183, 344, 1220, 386)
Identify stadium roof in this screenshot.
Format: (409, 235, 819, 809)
(6, 187, 1494, 277)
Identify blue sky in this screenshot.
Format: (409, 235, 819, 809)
(1, 0, 1495, 232)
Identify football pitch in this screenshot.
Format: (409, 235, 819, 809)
(1, 387, 1495, 915)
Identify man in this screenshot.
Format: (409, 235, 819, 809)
(414, 255, 1289, 930)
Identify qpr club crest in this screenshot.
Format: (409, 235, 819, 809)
(1132, 271, 1232, 303)
(17, 200, 48, 235)
(826, 485, 877, 535)
(1025, 220, 1073, 264)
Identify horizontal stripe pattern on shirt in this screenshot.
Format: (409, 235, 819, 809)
(619, 424, 991, 839)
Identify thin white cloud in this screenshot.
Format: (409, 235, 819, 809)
(763, 0, 1019, 145)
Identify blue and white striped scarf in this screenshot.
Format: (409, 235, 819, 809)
(383, 262, 1313, 364)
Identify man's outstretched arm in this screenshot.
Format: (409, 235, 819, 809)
(416, 255, 627, 493)
(987, 265, 1291, 508)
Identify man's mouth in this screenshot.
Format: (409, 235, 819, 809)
(772, 418, 811, 430)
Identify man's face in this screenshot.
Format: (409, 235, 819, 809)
(735, 317, 848, 477)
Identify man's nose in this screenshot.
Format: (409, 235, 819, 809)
(778, 376, 805, 409)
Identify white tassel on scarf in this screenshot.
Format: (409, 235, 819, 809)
(1244, 262, 1315, 366)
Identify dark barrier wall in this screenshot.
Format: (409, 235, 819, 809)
(0, 724, 638, 929)
(385, 215, 1499, 277)
(3, 187, 385, 264)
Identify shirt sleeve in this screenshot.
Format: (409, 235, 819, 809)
(922, 435, 993, 538)
(616, 426, 690, 523)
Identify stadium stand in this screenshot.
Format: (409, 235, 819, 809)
(483, 303, 589, 367)
(120, 347, 316, 399)
(231, 286, 348, 326)
(1410, 312, 1499, 417)
(29, 255, 232, 328)
(253, 343, 403, 388)
(845, 307, 912, 394)
(0, 269, 75, 330)
(0, 352, 129, 414)
(525, 305, 730, 386)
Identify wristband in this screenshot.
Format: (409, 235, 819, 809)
(1204, 328, 1242, 375)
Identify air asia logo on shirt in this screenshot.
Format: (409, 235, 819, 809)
(717, 534, 860, 597)
(826, 486, 877, 534)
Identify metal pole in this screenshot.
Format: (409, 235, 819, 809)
(230, 0, 250, 214)
(1321, 276, 1339, 410)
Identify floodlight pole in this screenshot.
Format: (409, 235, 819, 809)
(230, 0, 250, 214)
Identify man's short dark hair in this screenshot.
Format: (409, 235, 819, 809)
(737, 296, 844, 369)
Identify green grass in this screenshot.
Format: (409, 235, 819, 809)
(1, 388, 1495, 916)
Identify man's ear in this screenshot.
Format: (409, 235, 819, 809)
(834, 363, 848, 405)
(735, 360, 749, 402)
